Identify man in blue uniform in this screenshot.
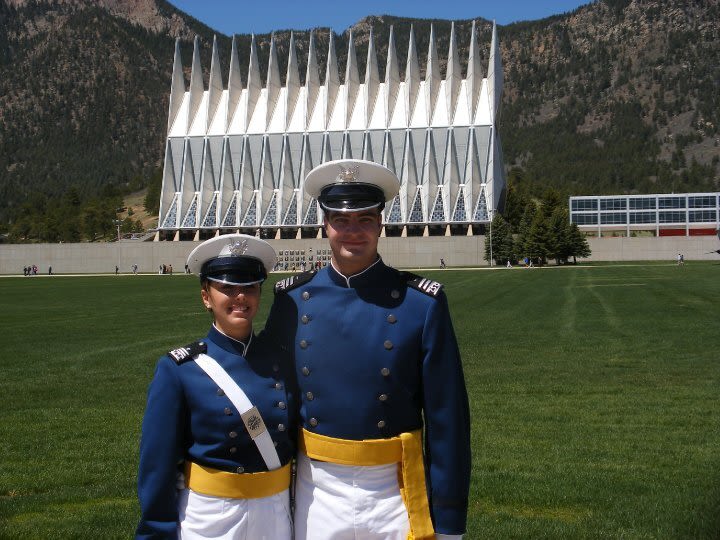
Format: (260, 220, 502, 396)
(264, 159, 470, 539)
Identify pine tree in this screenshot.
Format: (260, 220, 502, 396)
(526, 211, 550, 265)
(568, 223, 592, 263)
(484, 213, 515, 265)
(547, 207, 572, 264)
(514, 202, 538, 262)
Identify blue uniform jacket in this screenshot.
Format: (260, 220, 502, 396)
(263, 258, 470, 535)
(136, 325, 297, 539)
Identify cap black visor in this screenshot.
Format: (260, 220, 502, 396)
(200, 256, 266, 285)
(319, 183, 385, 211)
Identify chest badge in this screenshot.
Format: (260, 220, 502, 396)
(241, 406, 268, 439)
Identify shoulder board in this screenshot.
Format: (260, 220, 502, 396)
(403, 272, 444, 298)
(274, 270, 317, 294)
(167, 340, 207, 365)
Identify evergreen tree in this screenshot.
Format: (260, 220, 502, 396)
(568, 223, 592, 263)
(547, 207, 572, 264)
(526, 211, 550, 265)
(514, 202, 538, 262)
(484, 213, 515, 265)
(504, 168, 531, 231)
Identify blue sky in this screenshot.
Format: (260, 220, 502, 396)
(167, 0, 591, 35)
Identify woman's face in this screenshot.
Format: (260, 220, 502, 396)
(201, 281, 261, 341)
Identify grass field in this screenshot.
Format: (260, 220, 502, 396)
(1, 263, 719, 538)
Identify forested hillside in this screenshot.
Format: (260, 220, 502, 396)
(0, 0, 718, 241)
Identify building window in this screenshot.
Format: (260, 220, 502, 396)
(600, 198, 626, 211)
(408, 191, 424, 223)
(222, 196, 238, 227)
(659, 197, 685, 209)
(571, 198, 598, 211)
(386, 196, 402, 223)
(629, 197, 656, 210)
(261, 192, 278, 226)
(659, 211, 685, 223)
(430, 192, 445, 222)
(600, 212, 627, 224)
(241, 193, 258, 227)
(303, 199, 318, 225)
(201, 193, 219, 227)
(629, 211, 656, 224)
(571, 213, 598, 225)
(452, 188, 467, 222)
(689, 210, 717, 223)
(688, 196, 716, 208)
(282, 192, 298, 225)
(181, 195, 199, 228)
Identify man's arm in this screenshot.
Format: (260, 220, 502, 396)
(421, 292, 471, 536)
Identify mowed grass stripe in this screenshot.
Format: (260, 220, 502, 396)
(1, 264, 719, 538)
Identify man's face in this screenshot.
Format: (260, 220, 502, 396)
(324, 209, 382, 274)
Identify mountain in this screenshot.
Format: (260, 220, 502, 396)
(0, 0, 718, 232)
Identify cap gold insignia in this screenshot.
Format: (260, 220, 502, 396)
(337, 165, 360, 183)
(229, 238, 249, 256)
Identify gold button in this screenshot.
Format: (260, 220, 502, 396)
(278, 401, 286, 410)
(384, 340, 393, 350)
(300, 339, 308, 349)
(217, 388, 225, 396)
(302, 291, 311, 300)
(309, 418, 318, 427)
(301, 366, 310, 376)
(391, 290, 400, 299)
(229, 431, 238, 438)
(236, 466, 245, 473)
(278, 424, 286, 432)
(229, 446, 237, 454)
(306, 392, 314, 401)
(275, 382, 283, 390)
(379, 394, 388, 402)
(381, 367, 390, 376)
(301, 315, 310, 324)
(387, 314, 397, 323)
(377, 420, 386, 428)
(224, 407, 233, 415)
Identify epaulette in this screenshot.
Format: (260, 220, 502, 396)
(403, 272, 444, 298)
(274, 270, 317, 294)
(167, 340, 207, 365)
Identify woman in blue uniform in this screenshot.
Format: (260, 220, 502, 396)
(136, 234, 296, 539)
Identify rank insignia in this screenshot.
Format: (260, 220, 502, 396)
(168, 340, 208, 364)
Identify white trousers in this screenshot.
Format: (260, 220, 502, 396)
(294, 453, 410, 540)
(177, 487, 292, 540)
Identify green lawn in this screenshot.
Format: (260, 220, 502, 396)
(0, 263, 718, 538)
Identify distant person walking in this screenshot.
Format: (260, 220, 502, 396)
(115, 265, 119, 275)
(440, 257, 446, 269)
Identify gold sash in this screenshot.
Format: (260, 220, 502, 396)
(184, 461, 291, 499)
(300, 428, 435, 539)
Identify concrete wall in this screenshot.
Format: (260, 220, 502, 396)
(1, 235, 718, 275)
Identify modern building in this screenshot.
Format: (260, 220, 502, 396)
(570, 193, 720, 237)
(156, 22, 505, 240)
